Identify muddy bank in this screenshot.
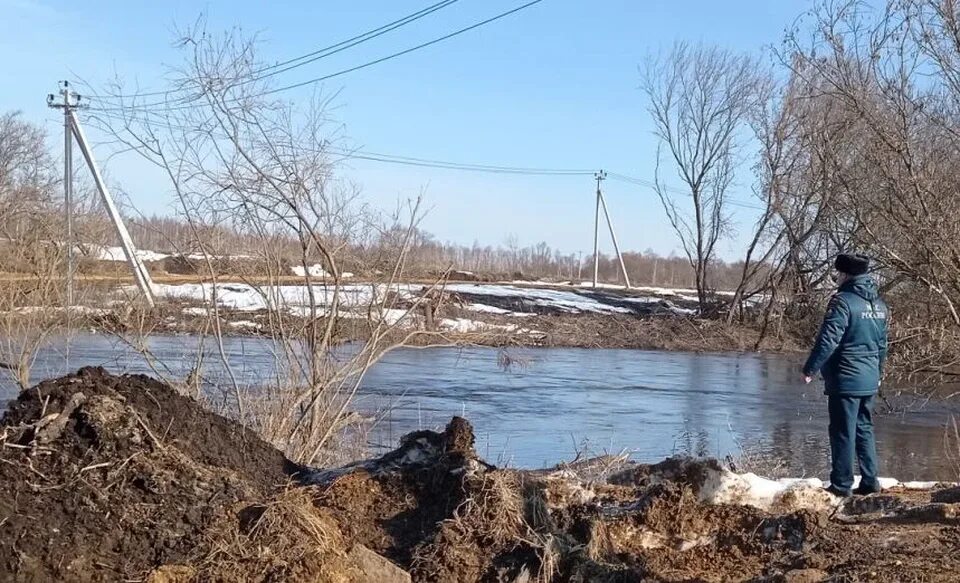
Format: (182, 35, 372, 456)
(2, 370, 957, 582)
(9, 279, 796, 353)
(78, 302, 794, 354)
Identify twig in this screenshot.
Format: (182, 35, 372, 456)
(132, 411, 164, 450)
(79, 462, 113, 474)
(39, 394, 50, 418)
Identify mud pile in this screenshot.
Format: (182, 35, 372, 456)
(0, 367, 299, 581)
(308, 439, 960, 582)
(2, 369, 960, 582)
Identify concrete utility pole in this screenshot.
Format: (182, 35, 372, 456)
(70, 110, 157, 307)
(590, 170, 632, 289)
(47, 81, 81, 306)
(47, 81, 157, 308)
(599, 180, 632, 289)
(592, 171, 604, 288)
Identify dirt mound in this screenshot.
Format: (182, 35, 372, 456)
(0, 367, 298, 581)
(3, 371, 959, 582)
(303, 427, 960, 582)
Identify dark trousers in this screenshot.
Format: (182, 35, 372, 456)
(827, 394, 879, 493)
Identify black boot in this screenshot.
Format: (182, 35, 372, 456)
(825, 484, 852, 498)
(854, 482, 881, 496)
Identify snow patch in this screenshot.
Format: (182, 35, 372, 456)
(96, 246, 170, 263)
(9, 305, 109, 317)
(291, 264, 330, 278)
(181, 307, 209, 317)
(698, 465, 955, 512)
(447, 284, 632, 315)
(464, 303, 512, 315)
(95, 246, 253, 263)
(439, 318, 518, 334)
(147, 282, 422, 312)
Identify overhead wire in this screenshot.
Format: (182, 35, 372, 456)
(81, 108, 764, 210)
(607, 171, 766, 211)
(326, 148, 593, 175)
(84, 0, 461, 104)
(88, 0, 546, 114)
(244, 0, 462, 85)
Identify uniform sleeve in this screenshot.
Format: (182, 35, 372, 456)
(802, 296, 851, 377)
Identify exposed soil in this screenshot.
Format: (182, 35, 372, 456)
(2, 370, 958, 582)
(0, 367, 298, 582)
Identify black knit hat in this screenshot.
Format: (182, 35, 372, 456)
(835, 253, 870, 276)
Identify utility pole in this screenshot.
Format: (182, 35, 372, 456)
(47, 81, 157, 308)
(47, 81, 81, 306)
(592, 170, 604, 288)
(598, 179, 632, 289)
(590, 170, 632, 289)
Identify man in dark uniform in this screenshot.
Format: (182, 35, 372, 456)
(802, 254, 889, 497)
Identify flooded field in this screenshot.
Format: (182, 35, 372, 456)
(1, 333, 956, 479)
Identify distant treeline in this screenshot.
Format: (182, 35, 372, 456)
(122, 215, 752, 289)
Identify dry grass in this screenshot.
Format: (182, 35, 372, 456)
(410, 469, 567, 582)
(190, 486, 361, 583)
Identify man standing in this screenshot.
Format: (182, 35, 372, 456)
(802, 254, 889, 497)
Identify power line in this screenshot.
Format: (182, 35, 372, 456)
(89, 0, 546, 114)
(258, 0, 544, 98)
(328, 147, 593, 175)
(81, 111, 768, 201)
(82, 111, 764, 209)
(85, 0, 461, 104)
(248, 0, 461, 85)
(607, 172, 766, 211)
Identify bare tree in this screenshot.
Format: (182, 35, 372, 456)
(89, 25, 461, 463)
(642, 42, 763, 309)
(0, 112, 67, 389)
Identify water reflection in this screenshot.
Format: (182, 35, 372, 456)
(1, 335, 957, 479)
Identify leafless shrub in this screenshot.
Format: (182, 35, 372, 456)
(91, 24, 460, 464)
(0, 112, 69, 389)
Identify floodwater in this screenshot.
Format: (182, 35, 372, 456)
(1, 334, 957, 480)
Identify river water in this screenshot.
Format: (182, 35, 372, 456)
(1, 334, 957, 480)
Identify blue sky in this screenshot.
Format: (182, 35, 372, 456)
(1, 0, 812, 259)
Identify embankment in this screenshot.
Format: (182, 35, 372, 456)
(2, 369, 957, 582)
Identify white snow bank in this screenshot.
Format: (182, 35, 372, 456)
(181, 306, 209, 317)
(438, 317, 543, 336)
(648, 459, 957, 513)
(464, 303, 513, 315)
(7, 305, 109, 317)
(291, 264, 330, 278)
(96, 246, 170, 263)
(147, 282, 420, 312)
(95, 246, 254, 263)
(704, 469, 957, 512)
(446, 284, 632, 315)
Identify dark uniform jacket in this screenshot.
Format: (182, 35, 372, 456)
(802, 275, 889, 396)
